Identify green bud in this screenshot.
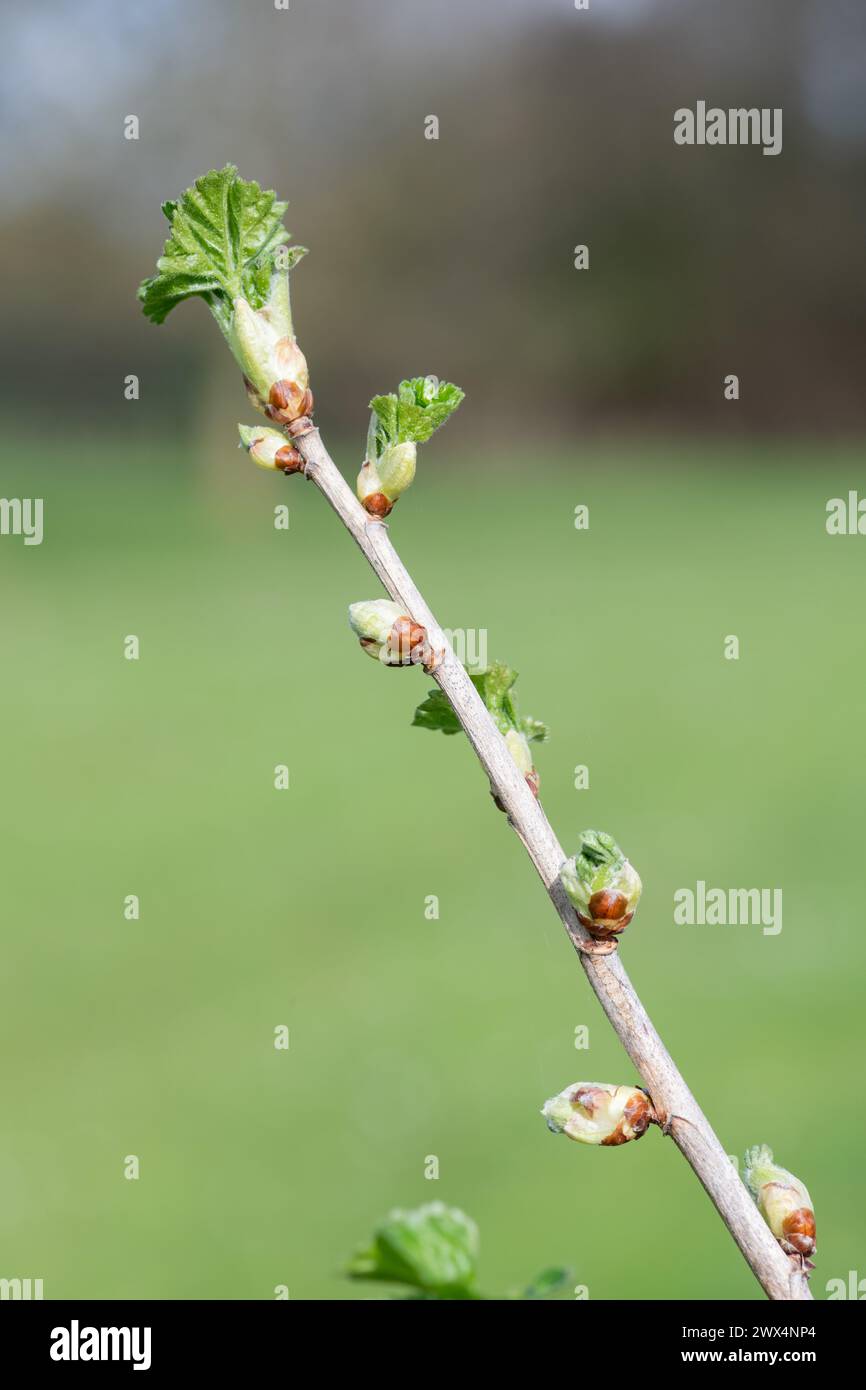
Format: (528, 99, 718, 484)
(378, 441, 417, 498)
(356, 459, 391, 518)
(348, 600, 433, 667)
(358, 377, 463, 519)
(744, 1145, 816, 1261)
(348, 599, 404, 646)
(356, 434, 417, 518)
(542, 1082, 657, 1147)
(237, 424, 304, 474)
(560, 830, 642, 942)
(264, 266, 293, 339)
(503, 728, 539, 795)
(230, 295, 313, 427)
(504, 728, 533, 777)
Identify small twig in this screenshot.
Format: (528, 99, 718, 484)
(293, 420, 812, 1303)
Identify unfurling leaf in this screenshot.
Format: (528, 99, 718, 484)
(413, 661, 548, 742)
(369, 378, 464, 455)
(368, 393, 399, 450)
(359, 378, 464, 515)
(138, 164, 304, 327)
(412, 660, 548, 791)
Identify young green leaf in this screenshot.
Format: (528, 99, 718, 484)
(411, 687, 464, 735)
(347, 1203, 480, 1299)
(412, 661, 548, 793)
(369, 377, 464, 456)
(411, 669, 509, 736)
(412, 660, 549, 745)
(138, 164, 305, 327)
(368, 393, 399, 452)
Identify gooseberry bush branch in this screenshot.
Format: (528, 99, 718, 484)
(292, 422, 811, 1303)
(140, 167, 812, 1303)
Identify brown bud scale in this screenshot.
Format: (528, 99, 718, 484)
(782, 1208, 816, 1258)
(265, 378, 310, 426)
(599, 1089, 655, 1145)
(388, 616, 429, 665)
(623, 1090, 655, 1137)
(577, 900, 635, 939)
(363, 492, 393, 518)
(275, 446, 305, 475)
(588, 889, 629, 922)
(572, 1086, 609, 1116)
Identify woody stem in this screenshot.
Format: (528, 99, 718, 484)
(291, 419, 812, 1303)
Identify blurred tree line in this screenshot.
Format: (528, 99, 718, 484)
(3, 0, 864, 444)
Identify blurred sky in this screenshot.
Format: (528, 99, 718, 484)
(2, 0, 865, 438)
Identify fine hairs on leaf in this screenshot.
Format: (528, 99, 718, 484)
(138, 167, 815, 1303)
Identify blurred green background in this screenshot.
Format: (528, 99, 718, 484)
(2, 0, 865, 1300)
(1, 438, 864, 1299)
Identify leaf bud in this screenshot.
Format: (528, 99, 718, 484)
(560, 830, 642, 942)
(238, 424, 304, 474)
(542, 1082, 657, 1146)
(356, 460, 393, 517)
(356, 438, 417, 517)
(348, 600, 434, 668)
(504, 728, 540, 797)
(230, 296, 311, 425)
(743, 1145, 816, 1261)
(378, 441, 417, 498)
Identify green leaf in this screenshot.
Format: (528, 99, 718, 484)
(474, 661, 525, 736)
(396, 377, 464, 444)
(474, 660, 517, 712)
(369, 377, 464, 455)
(412, 660, 549, 745)
(411, 688, 463, 735)
(369, 393, 399, 451)
(347, 1203, 480, 1299)
(138, 164, 301, 325)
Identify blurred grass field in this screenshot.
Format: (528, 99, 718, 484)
(1, 433, 864, 1300)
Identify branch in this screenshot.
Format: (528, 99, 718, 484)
(291, 419, 812, 1303)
